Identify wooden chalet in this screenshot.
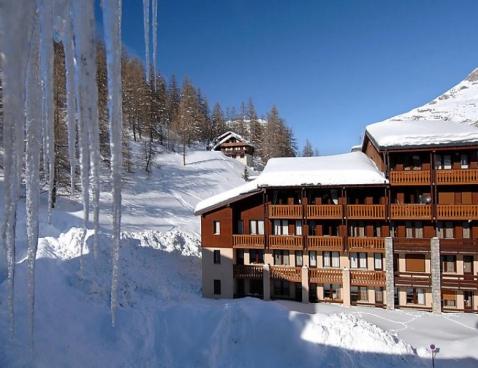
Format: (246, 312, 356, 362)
(211, 131, 254, 167)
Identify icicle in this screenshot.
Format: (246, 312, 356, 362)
(151, 0, 158, 90)
(101, 0, 123, 327)
(143, 0, 150, 84)
(0, 0, 35, 337)
(39, 0, 55, 225)
(61, 4, 77, 197)
(25, 7, 42, 348)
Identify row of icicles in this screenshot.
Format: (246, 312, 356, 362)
(0, 0, 159, 348)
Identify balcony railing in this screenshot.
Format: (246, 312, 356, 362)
(233, 265, 263, 279)
(350, 270, 386, 287)
(440, 238, 478, 253)
(306, 205, 342, 219)
(309, 268, 342, 284)
(347, 205, 385, 219)
(389, 170, 431, 186)
(390, 204, 432, 220)
(269, 235, 303, 250)
(269, 205, 302, 219)
(307, 236, 343, 251)
(436, 205, 478, 220)
(393, 238, 430, 252)
(441, 274, 478, 289)
(348, 237, 385, 252)
(394, 272, 431, 287)
(436, 169, 478, 185)
(270, 266, 302, 282)
(232, 234, 265, 249)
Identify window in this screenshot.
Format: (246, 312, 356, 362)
(350, 252, 367, 269)
(375, 288, 384, 304)
(214, 280, 221, 295)
(412, 155, 421, 170)
(236, 249, 244, 265)
(464, 256, 474, 274)
(273, 220, 289, 235)
(436, 222, 444, 239)
(374, 253, 383, 270)
(273, 250, 289, 265)
(257, 220, 265, 235)
(445, 222, 454, 239)
(461, 154, 469, 169)
(249, 249, 264, 264)
(332, 252, 340, 268)
(405, 254, 425, 272)
(434, 154, 442, 170)
(442, 290, 457, 307)
(406, 288, 425, 305)
(441, 255, 456, 273)
(309, 251, 317, 268)
(443, 155, 452, 169)
(463, 222, 471, 239)
(213, 221, 221, 235)
(250, 279, 263, 295)
(250, 220, 257, 235)
(295, 251, 303, 267)
(273, 280, 290, 296)
(323, 251, 339, 268)
(350, 253, 358, 268)
(295, 220, 303, 236)
(213, 250, 221, 264)
(351, 286, 368, 302)
(324, 284, 341, 300)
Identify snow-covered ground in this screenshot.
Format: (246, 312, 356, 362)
(0, 147, 477, 367)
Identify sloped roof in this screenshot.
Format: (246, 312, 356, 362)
(211, 131, 252, 151)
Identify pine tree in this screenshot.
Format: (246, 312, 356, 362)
(211, 103, 226, 139)
(302, 139, 314, 157)
(175, 78, 197, 165)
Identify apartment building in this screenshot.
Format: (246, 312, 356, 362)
(195, 119, 478, 313)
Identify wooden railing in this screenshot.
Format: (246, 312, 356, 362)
(269, 235, 303, 250)
(440, 238, 478, 253)
(306, 205, 342, 219)
(441, 274, 478, 289)
(232, 235, 265, 249)
(309, 268, 342, 284)
(436, 205, 478, 220)
(233, 265, 263, 279)
(348, 237, 385, 252)
(389, 170, 431, 186)
(393, 238, 430, 252)
(269, 205, 302, 219)
(270, 266, 302, 282)
(346, 205, 385, 219)
(394, 272, 431, 287)
(350, 270, 386, 287)
(307, 236, 343, 251)
(436, 169, 478, 185)
(390, 204, 432, 220)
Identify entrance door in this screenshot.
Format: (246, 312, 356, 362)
(464, 291, 473, 311)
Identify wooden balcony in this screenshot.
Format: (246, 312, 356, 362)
(269, 235, 303, 250)
(306, 205, 342, 219)
(270, 266, 302, 282)
(394, 272, 431, 287)
(389, 170, 431, 186)
(440, 238, 478, 253)
(393, 238, 430, 253)
(269, 205, 303, 219)
(346, 205, 385, 219)
(233, 265, 263, 280)
(307, 236, 344, 251)
(436, 205, 478, 220)
(232, 235, 265, 249)
(390, 204, 432, 220)
(348, 237, 385, 253)
(436, 169, 478, 185)
(441, 274, 478, 289)
(309, 268, 342, 284)
(350, 270, 386, 287)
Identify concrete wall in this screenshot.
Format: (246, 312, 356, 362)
(202, 247, 234, 298)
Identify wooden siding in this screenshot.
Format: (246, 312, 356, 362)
(390, 204, 432, 220)
(389, 170, 430, 186)
(347, 204, 385, 219)
(307, 236, 344, 251)
(348, 237, 385, 252)
(350, 270, 386, 287)
(269, 235, 303, 250)
(270, 266, 302, 282)
(436, 205, 478, 220)
(309, 268, 342, 284)
(269, 205, 302, 219)
(232, 235, 265, 249)
(307, 205, 342, 219)
(201, 207, 233, 248)
(436, 169, 478, 185)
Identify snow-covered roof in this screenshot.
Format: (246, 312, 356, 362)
(366, 119, 478, 149)
(211, 131, 252, 151)
(194, 151, 387, 214)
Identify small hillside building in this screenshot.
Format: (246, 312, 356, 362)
(211, 131, 254, 167)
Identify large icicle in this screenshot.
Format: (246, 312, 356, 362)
(0, 0, 35, 337)
(152, 0, 158, 89)
(39, 0, 55, 225)
(25, 8, 42, 347)
(143, 0, 151, 83)
(102, 0, 123, 327)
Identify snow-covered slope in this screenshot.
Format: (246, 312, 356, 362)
(0, 147, 477, 367)
(386, 68, 478, 126)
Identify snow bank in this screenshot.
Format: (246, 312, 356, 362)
(366, 119, 478, 148)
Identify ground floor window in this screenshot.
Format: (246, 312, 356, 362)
(323, 284, 341, 300)
(249, 279, 263, 296)
(214, 280, 221, 295)
(273, 280, 290, 297)
(249, 249, 264, 264)
(273, 250, 290, 265)
(442, 290, 457, 308)
(375, 288, 384, 304)
(406, 287, 425, 305)
(464, 291, 474, 309)
(309, 283, 318, 303)
(351, 286, 368, 303)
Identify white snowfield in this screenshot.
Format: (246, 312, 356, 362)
(366, 119, 478, 148)
(0, 148, 477, 368)
(195, 151, 387, 215)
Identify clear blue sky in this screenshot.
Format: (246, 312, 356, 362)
(104, 0, 478, 154)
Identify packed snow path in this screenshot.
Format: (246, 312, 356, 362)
(0, 149, 477, 367)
